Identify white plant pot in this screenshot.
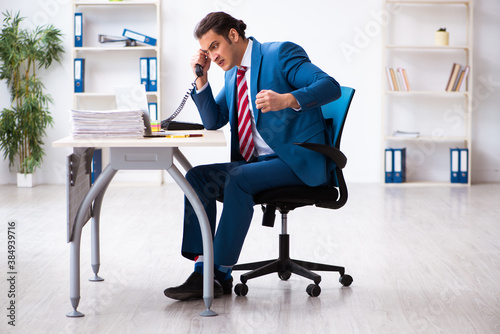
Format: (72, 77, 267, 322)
(17, 173, 37, 188)
(435, 31, 449, 46)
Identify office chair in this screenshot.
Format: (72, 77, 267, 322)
(232, 86, 355, 297)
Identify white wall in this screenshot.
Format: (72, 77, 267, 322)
(0, 0, 499, 185)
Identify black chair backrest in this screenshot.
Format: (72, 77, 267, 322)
(317, 86, 355, 209)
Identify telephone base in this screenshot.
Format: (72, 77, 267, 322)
(161, 121, 204, 131)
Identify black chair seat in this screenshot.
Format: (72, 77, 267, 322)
(254, 186, 339, 209)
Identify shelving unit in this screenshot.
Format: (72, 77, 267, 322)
(382, 0, 473, 185)
(72, 0, 162, 185)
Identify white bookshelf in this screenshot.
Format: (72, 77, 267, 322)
(72, 0, 162, 185)
(382, 0, 473, 186)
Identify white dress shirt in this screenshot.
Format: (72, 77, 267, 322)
(197, 39, 274, 157)
(238, 39, 275, 157)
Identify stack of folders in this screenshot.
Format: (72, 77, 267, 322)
(385, 148, 406, 183)
(71, 109, 144, 138)
(450, 148, 468, 183)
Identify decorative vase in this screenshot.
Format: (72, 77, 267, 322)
(17, 173, 37, 188)
(435, 29, 449, 46)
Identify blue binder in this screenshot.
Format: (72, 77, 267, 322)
(148, 57, 158, 92)
(91, 149, 102, 184)
(393, 148, 406, 183)
(140, 57, 149, 87)
(74, 13, 83, 47)
(459, 148, 468, 184)
(385, 148, 393, 183)
(450, 148, 460, 183)
(74, 58, 85, 93)
(148, 57, 157, 92)
(148, 102, 158, 121)
(122, 29, 157, 46)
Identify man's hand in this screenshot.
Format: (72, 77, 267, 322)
(191, 50, 211, 89)
(255, 90, 300, 113)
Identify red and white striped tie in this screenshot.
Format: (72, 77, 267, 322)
(237, 66, 255, 161)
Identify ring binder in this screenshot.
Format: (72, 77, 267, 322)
(148, 57, 157, 92)
(140, 57, 149, 88)
(98, 34, 137, 46)
(74, 13, 83, 47)
(459, 148, 468, 184)
(393, 148, 406, 183)
(74, 58, 85, 93)
(122, 29, 157, 46)
(450, 148, 459, 183)
(148, 102, 158, 121)
(385, 148, 393, 183)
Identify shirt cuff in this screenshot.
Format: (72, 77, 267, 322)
(195, 81, 209, 94)
(292, 98, 302, 112)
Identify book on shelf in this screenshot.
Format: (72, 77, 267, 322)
(400, 68, 410, 91)
(446, 63, 469, 92)
(455, 66, 469, 92)
(386, 67, 395, 91)
(385, 67, 410, 92)
(393, 130, 419, 138)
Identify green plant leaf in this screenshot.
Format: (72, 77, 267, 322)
(0, 10, 63, 173)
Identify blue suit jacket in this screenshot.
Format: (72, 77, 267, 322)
(191, 37, 341, 187)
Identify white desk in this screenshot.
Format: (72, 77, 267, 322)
(52, 130, 226, 317)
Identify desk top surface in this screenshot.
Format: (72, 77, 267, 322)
(52, 130, 226, 148)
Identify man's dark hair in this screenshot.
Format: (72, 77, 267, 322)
(194, 12, 247, 43)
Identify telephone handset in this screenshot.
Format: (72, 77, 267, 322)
(195, 64, 204, 78)
(160, 64, 205, 130)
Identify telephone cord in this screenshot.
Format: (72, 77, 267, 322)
(161, 77, 199, 128)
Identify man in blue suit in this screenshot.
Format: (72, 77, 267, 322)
(164, 11, 341, 301)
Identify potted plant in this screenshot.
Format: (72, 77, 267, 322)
(435, 27, 449, 46)
(0, 11, 64, 187)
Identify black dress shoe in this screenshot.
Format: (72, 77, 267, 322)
(164, 272, 224, 301)
(217, 277, 233, 295)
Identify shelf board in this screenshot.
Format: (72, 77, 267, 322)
(385, 91, 468, 97)
(75, 1, 158, 6)
(74, 46, 157, 52)
(74, 92, 158, 98)
(385, 136, 468, 142)
(384, 181, 469, 187)
(385, 1, 470, 5)
(386, 45, 470, 51)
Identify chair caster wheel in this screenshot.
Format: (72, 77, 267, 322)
(278, 271, 291, 281)
(306, 284, 321, 297)
(235, 283, 248, 296)
(340, 274, 353, 287)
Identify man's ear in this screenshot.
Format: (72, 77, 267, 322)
(228, 28, 239, 42)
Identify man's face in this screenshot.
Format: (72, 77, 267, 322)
(199, 29, 239, 72)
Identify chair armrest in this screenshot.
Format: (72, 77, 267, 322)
(294, 142, 347, 169)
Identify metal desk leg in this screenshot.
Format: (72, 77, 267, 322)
(167, 164, 217, 317)
(67, 165, 118, 318)
(89, 174, 115, 282)
(173, 147, 193, 171)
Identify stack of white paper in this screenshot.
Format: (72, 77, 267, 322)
(71, 109, 144, 138)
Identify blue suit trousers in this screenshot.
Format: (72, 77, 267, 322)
(181, 155, 309, 266)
